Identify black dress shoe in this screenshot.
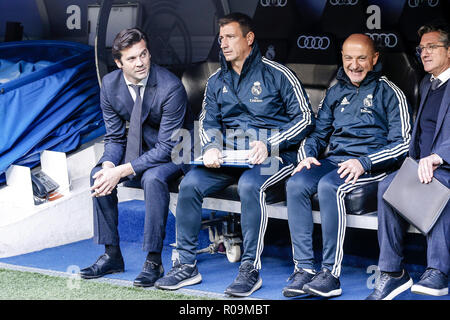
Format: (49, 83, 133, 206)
(79, 253, 124, 279)
(133, 261, 164, 287)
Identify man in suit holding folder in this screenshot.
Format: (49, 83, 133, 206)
(367, 23, 450, 300)
(78, 28, 191, 287)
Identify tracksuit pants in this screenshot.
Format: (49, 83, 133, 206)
(377, 170, 450, 276)
(175, 157, 294, 269)
(286, 158, 387, 278)
(91, 162, 184, 253)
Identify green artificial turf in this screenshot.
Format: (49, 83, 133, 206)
(0, 268, 212, 300)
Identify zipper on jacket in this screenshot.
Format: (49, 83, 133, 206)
(228, 81, 244, 106)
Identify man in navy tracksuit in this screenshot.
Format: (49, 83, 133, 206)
(155, 12, 314, 297)
(283, 34, 412, 298)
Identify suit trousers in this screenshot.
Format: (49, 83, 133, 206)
(377, 169, 450, 275)
(286, 158, 387, 277)
(175, 158, 294, 269)
(91, 162, 183, 253)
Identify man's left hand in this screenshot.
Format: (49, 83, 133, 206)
(91, 166, 122, 197)
(418, 154, 441, 184)
(90, 163, 134, 197)
(248, 141, 268, 165)
(337, 159, 365, 184)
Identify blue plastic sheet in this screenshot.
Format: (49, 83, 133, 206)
(0, 40, 105, 184)
(0, 60, 52, 84)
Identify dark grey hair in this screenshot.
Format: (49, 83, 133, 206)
(418, 23, 449, 47)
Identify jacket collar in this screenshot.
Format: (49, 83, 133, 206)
(336, 62, 382, 88)
(430, 67, 450, 88)
(147, 63, 157, 87)
(219, 41, 262, 79)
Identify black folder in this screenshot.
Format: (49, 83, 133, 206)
(383, 157, 450, 235)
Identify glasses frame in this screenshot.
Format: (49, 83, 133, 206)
(416, 43, 447, 55)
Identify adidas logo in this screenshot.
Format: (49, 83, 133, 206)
(341, 97, 350, 105)
(223, 86, 228, 93)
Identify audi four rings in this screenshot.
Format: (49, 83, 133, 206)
(329, 0, 358, 5)
(365, 33, 398, 48)
(260, 0, 288, 7)
(297, 36, 331, 50)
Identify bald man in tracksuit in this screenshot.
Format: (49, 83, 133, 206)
(283, 34, 412, 298)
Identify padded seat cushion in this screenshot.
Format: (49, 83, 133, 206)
(311, 181, 378, 215)
(167, 175, 287, 205)
(160, 176, 377, 215)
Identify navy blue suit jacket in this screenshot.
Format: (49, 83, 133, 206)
(97, 63, 191, 175)
(409, 74, 450, 187)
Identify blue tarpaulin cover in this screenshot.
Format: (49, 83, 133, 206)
(0, 40, 105, 184)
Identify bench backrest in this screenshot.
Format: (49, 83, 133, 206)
(181, 53, 422, 125)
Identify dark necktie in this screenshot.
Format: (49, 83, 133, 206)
(431, 78, 441, 91)
(124, 84, 143, 164)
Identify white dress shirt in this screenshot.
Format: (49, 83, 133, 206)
(430, 67, 450, 88)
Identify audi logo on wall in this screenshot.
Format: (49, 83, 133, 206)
(260, 0, 288, 7)
(366, 33, 398, 48)
(329, 0, 358, 5)
(297, 36, 331, 50)
(408, 0, 439, 8)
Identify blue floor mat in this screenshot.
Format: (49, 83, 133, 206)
(0, 200, 448, 300)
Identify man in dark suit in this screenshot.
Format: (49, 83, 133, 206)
(367, 23, 450, 300)
(79, 28, 191, 287)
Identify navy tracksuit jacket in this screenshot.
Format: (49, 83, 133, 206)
(287, 63, 412, 277)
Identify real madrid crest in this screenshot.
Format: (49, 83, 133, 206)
(363, 94, 373, 107)
(251, 81, 262, 96)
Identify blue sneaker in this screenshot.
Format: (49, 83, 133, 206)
(225, 261, 262, 297)
(303, 268, 342, 298)
(411, 268, 448, 296)
(365, 270, 413, 300)
(282, 268, 316, 297)
(154, 260, 202, 290)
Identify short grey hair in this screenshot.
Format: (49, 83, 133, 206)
(418, 23, 449, 47)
